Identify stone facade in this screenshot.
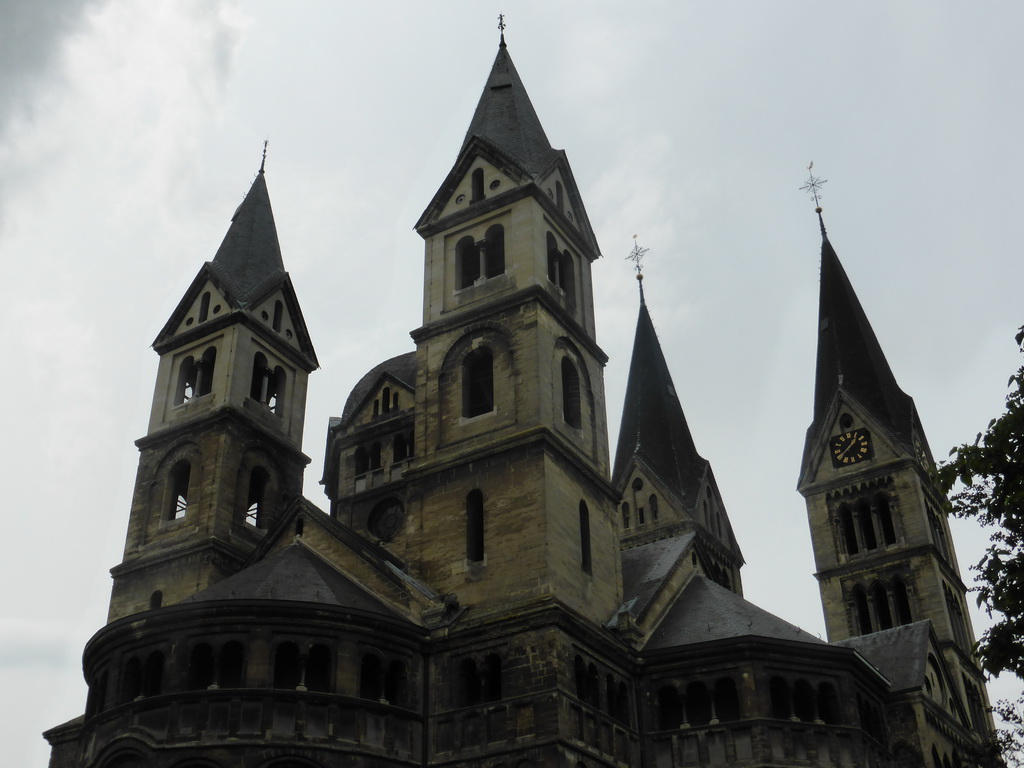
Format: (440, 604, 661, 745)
(45, 39, 992, 768)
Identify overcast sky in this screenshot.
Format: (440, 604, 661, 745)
(4, 2, 1023, 764)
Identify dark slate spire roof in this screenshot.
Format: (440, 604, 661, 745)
(810, 225, 916, 446)
(208, 169, 287, 304)
(612, 287, 707, 504)
(462, 41, 558, 174)
(646, 575, 824, 650)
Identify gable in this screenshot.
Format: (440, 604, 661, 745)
(172, 278, 230, 337)
(435, 155, 528, 222)
(801, 389, 917, 489)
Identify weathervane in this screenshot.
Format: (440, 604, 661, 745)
(799, 161, 827, 210)
(498, 13, 506, 44)
(260, 139, 269, 173)
(627, 235, 648, 277)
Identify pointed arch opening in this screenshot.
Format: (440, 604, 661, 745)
(272, 300, 283, 332)
(466, 489, 484, 563)
(456, 235, 479, 289)
(561, 357, 581, 428)
(877, 493, 896, 545)
(852, 585, 872, 634)
(873, 582, 894, 630)
(484, 224, 505, 277)
(858, 498, 877, 550)
(245, 466, 270, 528)
(471, 167, 484, 203)
(462, 347, 494, 417)
(168, 460, 191, 520)
(579, 500, 592, 575)
(893, 577, 913, 625)
(199, 291, 211, 323)
(839, 504, 859, 555)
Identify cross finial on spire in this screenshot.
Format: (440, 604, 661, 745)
(799, 161, 828, 235)
(498, 13, 506, 45)
(627, 235, 649, 304)
(260, 139, 269, 173)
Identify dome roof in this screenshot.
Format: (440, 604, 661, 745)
(340, 351, 416, 425)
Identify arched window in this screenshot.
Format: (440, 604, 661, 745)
(873, 582, 894, 630)
(393, 433, 408, 461)
(611, 680, 630, 724)
(462, 347, 494, 417)
(220, 641, 245, 688)
(482, 654, 502, 702)
(817, 682, 841, 724)
(149, 590, 162, 610)
(877, 494, 896, 545)
(245, 467, 270, 528)
(715, 678, 740, 722)
(657, 685, 682, 730)
(686, 681, 712, 726)
(121, 658, 142, 703)
(793, 679, 815, 721)
(484, 224, 505, 278)
(621, 502, 630, 529)
(471, 168, 484, 203)
(839, 504, 859, 555)
(273, 642, 302, 689)
(181, 346, 216, 398)
(853, 586, 872, 634)
(360, 654, 382, 700)
(382, 387, 391, 414)
(769, 677, 790, 719)
(272, 300, 283, 332)
(649, 494, 659, 522)
(306, 644, 332, 693)
(574, 656, 587, 700)
(385, 660, 408, 705)
(466, 490, 484, 562)
(142, 651, 164, 697)
(369, 442, 382, 470)
(199, 291, 211, 323)
(456, 235, 479, 289)
(547, 233, 561, 285)
(893, 578, 913, 625)
(187, 643, 215, 690)
(169, 460, 191, 520)
(858, 498, 877, 550)
(561, 358, 581, 428)
(459, 658, 480, 706)
(586, 663, 600, 707)
(579, 500, 592, 575)
(556, 180, 564, 211)
(175, 356, 196, 404)
(354, 446, 368, 475)
(560, 250, 576, 308)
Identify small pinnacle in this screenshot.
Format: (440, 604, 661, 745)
(259, 139, 269, 173)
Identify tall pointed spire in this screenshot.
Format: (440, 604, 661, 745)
(612, 294, 707, 504)
(209, 169, 286, 304)
(810, 227, 916, 446)
(461, 41, 556, 173)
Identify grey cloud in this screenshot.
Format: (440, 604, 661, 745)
(0, 0, 103, 128)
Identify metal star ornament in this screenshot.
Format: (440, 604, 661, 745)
(800, 162, 827, 208)
(627, 235, 648, 276)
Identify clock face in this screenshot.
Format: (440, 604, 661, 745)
(830, 429, 873, 467)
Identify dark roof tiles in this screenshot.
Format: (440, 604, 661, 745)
(182, 542, 403, 619)
(462, 42, 557, 175)
(646, 575, 823, 650)
(209, 171, 287, 304)
(834, 621, 931, 690)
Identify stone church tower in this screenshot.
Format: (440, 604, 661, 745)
(46, 35, 993, 768)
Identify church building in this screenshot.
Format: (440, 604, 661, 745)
(45, 34, 992, 768)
